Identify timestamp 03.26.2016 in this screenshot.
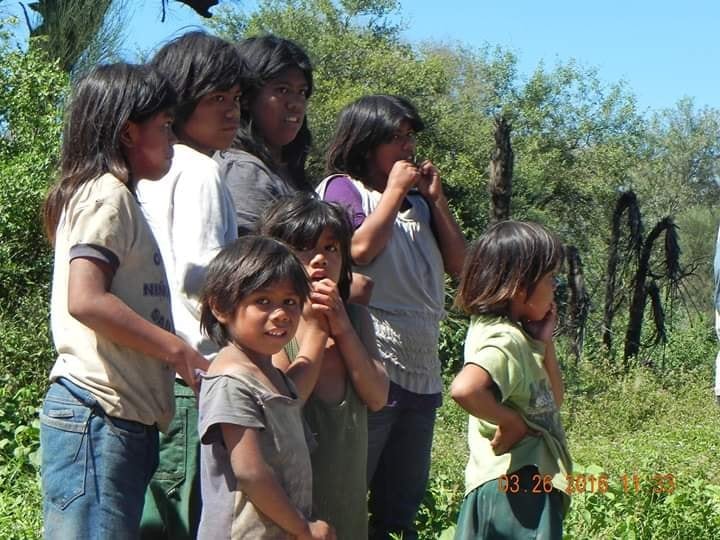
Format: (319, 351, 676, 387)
(497, 473, 676, 495)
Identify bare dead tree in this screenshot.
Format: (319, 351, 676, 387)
(21, 1, 221, 73)
(21, 0, 114, 72)
(162, 0, 219, 20)
(603, 191, 642, 352)
(623, 217, 680, 365)
(489, 115, 513, 223)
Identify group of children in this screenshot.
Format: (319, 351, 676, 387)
(39, 29, 572, 540)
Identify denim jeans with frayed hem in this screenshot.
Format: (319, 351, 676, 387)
(40, 378, 159, 540)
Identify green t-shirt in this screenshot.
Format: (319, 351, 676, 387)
(462, 315, 572, 505)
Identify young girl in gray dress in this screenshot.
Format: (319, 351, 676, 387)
(197, 236, 335, 540)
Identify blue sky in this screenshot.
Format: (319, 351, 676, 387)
(4, 0, 718, 112)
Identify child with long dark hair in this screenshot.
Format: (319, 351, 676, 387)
(197, 236, 335, 540)
(451, 221, 571, 539)
(215, 34, 314, 234)
(260, 193, 388, 539)
(134, 31, 245, 540)
(41, 63, 209, 538)
(319, 94, 466, 539)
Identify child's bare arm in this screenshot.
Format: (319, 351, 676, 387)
(522, 303, 564, 406)
(350, 161, 418, 265)
(221, 424, 335, 539)
(67, 257, 210, 391)
(308, 281, 388, 410)
(415, 160, 466, 278)
(281, 300, 329, 402)
(450, 363, 529, 455)
(541, 340, 563, 407)
(347, 272, 373, 305)
(331, 304, 389, 411)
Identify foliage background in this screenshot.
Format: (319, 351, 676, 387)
(2, 1, 720, 537)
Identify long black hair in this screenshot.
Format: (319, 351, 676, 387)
(325, 94, 424, 183)
(43, 62, 176, 242)
(151, 30, 246, 136)
(259, 193, 354, 302)
(233, 35, 314, 191)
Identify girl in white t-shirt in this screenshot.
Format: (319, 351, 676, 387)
(40, 63, 209, 538)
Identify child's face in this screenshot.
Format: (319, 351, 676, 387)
(514, 271, 558, 322)
(248, 67, 309, 154)
(221, 279, 302, 360)
(369, 119, 417, 180)
(123, 110, 175, 181)
(181, 85, 242, 155)
(293, 228, 343, 285)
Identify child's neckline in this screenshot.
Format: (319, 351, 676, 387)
(212, 344, 299, 400)
(207, 368, 298, 400)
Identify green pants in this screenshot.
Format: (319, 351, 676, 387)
(140, 380, 201, 540)
(454, 466, 564, 540)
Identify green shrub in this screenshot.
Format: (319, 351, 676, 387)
(0, 26, 65, 540)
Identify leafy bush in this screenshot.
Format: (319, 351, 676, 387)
(0, 24, 65, 540)
(0, 25, 65, 392)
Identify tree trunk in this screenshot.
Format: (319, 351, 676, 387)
(488, 115, 513, 223)
(623, 218, 674, 365)
(603, 191, 642, 353)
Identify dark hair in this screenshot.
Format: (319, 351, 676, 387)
(258, 193, 354, 302)
(455, 221, 564, 317)
(151, 31, 246, 135)
(43, 62, 177, 243)
(200, 235, 311, 346)
(233, 35, 314, 190)
(325, 94, 424, 182)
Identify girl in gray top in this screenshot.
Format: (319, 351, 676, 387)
(321, 95, 466, 539)
(197, 236, 335, 540)
(215, 35, 314, 235)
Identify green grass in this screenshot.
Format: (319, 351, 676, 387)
(0, 470, 41, 540)
(3, 342, 720, 539)
(0, 376, 43, 540)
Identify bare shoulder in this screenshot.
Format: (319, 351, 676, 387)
(207, 346, 256, 378)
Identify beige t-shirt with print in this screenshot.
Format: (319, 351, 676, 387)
(49, 173, 175, 431)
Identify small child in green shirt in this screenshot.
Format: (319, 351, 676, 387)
(451, 220, 572, 540)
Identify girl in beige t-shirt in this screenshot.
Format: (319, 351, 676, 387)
(40, 63, 208, 538)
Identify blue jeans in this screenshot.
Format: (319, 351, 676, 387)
(367, 403, 437, 540)
(40, 378, 159, 539)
